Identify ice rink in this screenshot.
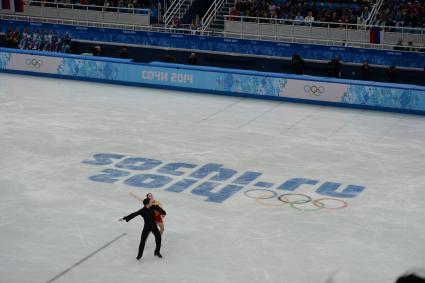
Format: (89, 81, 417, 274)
(1, 73, 425, 283)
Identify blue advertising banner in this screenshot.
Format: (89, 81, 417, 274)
(1, 48, 425, 114)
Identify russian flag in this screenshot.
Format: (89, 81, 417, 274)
(370, 27, 384, 44)
(1, 0, 22, 11)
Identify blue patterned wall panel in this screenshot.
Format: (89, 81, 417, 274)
(1, 48, 424, 114)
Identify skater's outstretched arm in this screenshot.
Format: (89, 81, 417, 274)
(119, 209, 143, 222)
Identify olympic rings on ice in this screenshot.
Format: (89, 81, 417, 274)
(256, 196, 287, 206)
(280, 193, 324, 211)
(244, 189, 277, 199)
(278, 193, 312, 204)
(243, 190, 348, 210)
(244, 189, 286, 206)
(313, 198, 348, 209)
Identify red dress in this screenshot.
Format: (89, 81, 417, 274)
(152, 200, 163, 224)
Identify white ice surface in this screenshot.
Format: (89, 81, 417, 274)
(0, 73, 424, 283)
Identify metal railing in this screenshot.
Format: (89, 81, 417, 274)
(366, 0, 383, 26)
(201, 0, 224, 31)
(0, 11, 212, 35)
(163, 0, 188, 26)
(224, 15, 425, 48)
(2, 7, 424, 52)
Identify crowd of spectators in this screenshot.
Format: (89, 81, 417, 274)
(372, 0, 425, 30)
(5, 27, 72, 53)
(229, 0, 425, 29)
(230, 0, 372, 27)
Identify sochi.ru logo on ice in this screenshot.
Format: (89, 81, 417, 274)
(82, 153, 365, 207)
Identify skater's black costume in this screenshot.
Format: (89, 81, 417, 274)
(123, 204, 166, 260)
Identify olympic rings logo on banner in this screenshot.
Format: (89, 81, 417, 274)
(243, 189, 348, 211)
(26, 58, 43, 69)
(304, 85, 325, 96)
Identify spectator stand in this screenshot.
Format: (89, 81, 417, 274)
(223, 15, 425, 51)
(2, 0, 424, 51)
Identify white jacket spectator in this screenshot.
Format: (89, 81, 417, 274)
(304, 11, 314, 25)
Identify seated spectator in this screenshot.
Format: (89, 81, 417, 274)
(386, 65, 397, 83)
(394, 39, 404, 51)
(360, 6, 370, 22)
(373, 13, 387, 27)
(229, 8, 240, 21)
(150, 3, 158, 18)
(93, 45, 103, 56)
(290, 53, 305, 75)
(304, 11, 314, 26)
(359, 60, 371, 81)
(120, 47, 129, 58)
(163, 53, 175, 63)
(327, 55, 342, 78)
(294, 11, 304, 25)
(190, 14, 201, 33)
(405, 41, 415, 52)
(187, 52, 198, 65)
(171, 16, 180, 29)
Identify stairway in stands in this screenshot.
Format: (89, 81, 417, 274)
(163, 0, 194, 27)
(177, 0, 193, 21)
(207, 0, 236, 32)
(181, 0, 215, 26)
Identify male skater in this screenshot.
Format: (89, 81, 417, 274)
(119, 198, 166, 260)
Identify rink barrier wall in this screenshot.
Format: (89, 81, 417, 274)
(1, 19, 425, 69)
(1, 47, 425, 115)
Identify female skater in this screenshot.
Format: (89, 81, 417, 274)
(129, 192, 165, 235)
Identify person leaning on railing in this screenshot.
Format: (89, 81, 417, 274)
(304, 11, 314, 25)
(229, 8, 240, 21)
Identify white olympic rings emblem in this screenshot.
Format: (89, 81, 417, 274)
(243, 189, 348, 211)
(26, 58, 43, 69)
(304, 85, 325, 96)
